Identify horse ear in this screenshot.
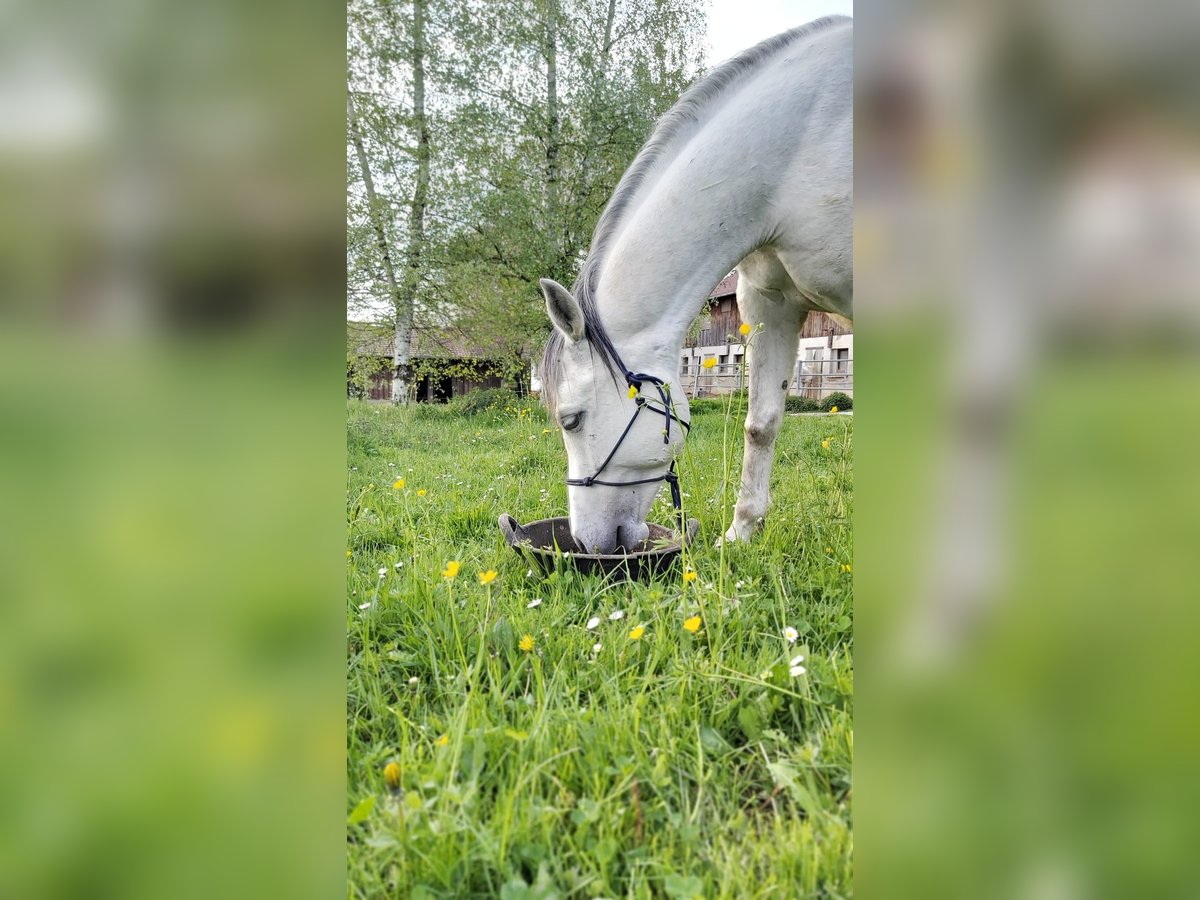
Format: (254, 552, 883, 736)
(540, 278, 585, 343)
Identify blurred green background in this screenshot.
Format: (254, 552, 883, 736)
(0, 0, 345, 896)
(856, 0, 1200, 896)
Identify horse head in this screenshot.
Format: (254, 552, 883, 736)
(539, 278, 689, 555)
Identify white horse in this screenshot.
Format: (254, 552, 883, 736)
(539, 17, 852, 554)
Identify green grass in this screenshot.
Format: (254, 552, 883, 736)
(346, 397, 853, 898)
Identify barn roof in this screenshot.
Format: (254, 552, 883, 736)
(348, 321, 511, 360)
(698, 271, 852, 338)
(709, 271, 739, 299)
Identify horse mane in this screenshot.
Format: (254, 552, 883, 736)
(539, 15, 849, 415)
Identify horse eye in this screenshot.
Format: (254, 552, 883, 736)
(560, 412, 583, 432)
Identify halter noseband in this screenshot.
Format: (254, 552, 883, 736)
(565, 362, 691, 530)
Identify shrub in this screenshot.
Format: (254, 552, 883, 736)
(410, 401, 455, 421)
(447, 388, 517, 416)
(820, 391, 853, 412)
(687, 397, 725, 415)
(785, 395, 821, 413)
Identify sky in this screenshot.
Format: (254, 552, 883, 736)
(705, 0, 853, 66)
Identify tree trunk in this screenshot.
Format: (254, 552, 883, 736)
(401, 0, 430, 405)
(569, 0, 616, 267)
(512, 355, 527, 398)
(601, 0, 616, 71)
(544, 0, 560, 260)
(348, 92, 411, 403)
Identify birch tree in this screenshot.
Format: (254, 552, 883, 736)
(347, 0, 433, 403)
(348, 0, 706, 397)
(436, 0, 706, 372)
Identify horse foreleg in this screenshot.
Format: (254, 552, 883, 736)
(724, 288, 805, 543)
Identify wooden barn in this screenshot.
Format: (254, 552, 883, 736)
(348, 322, 510, 402)
(679, 272, 853, 399)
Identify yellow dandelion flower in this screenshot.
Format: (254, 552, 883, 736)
(683, 615, 702, 634)
(393, 478, 405, 490)
(702, 358, 717, 369)
(683, 570, 697, 583)
(830, 406, 838, 414)
(519, 633, 534, 653)
(821, 439, 831, 450)
(383, 761, 401, 790)
(825, 547, 833, 554)
(442, 560, 461, 579)
(841, 563, 852, 574)
(479, 569, 498, 585)
(417, 489, 427, 496)
(434, 734, 449, 747)
(346, 549, 351, 558)
(739, 322, 752, 335)
(627, 384, 639, 399)
(629, 625, 645, 641)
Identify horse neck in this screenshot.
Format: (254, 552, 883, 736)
(593, 162, 760, 377)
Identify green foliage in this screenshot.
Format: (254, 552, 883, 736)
(686, 397, 726, 415)
(692, 393, 843, 416)
(445, 387, 516, 416)
(442, 390, 546, 428)
(408, 401, 456, 423)
(348, 0, 708, 370)
(786, 395, 821, 413)
(820, 391, 853, 412)
(346, 350, 390, 398)
(346, 400, 854, 896)
(684, 306, 712, 346)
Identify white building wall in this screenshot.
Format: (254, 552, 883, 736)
(678, 334, 853, 398)
(795, 334, 854, 399)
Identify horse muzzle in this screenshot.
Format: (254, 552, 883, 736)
(570, 516, 649, 555)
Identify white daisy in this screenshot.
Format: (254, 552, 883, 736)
(790, 654, 805, 667)
(408, 676, 419, 685)
(609, 610, 625, 621)
(783, 626, 799, 644)
(394, 561, 404, 569)
(527, 598, 542, 609)
(586, 616, 601, 630)
(790, 664, 807, 677)
(592, 643, 602, 654)
(378, 567, 387, 578)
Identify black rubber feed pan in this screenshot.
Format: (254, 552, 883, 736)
(499, 514, 700, 581)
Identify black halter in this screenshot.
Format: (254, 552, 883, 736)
(565, 362, 691, 529)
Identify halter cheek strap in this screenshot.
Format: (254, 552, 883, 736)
(565, 366, 691, 529)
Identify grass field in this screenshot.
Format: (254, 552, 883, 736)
(346, 396, 853, 898)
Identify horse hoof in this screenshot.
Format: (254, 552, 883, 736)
(717, 525, 743, 547)
(720, 516, 764, 545)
